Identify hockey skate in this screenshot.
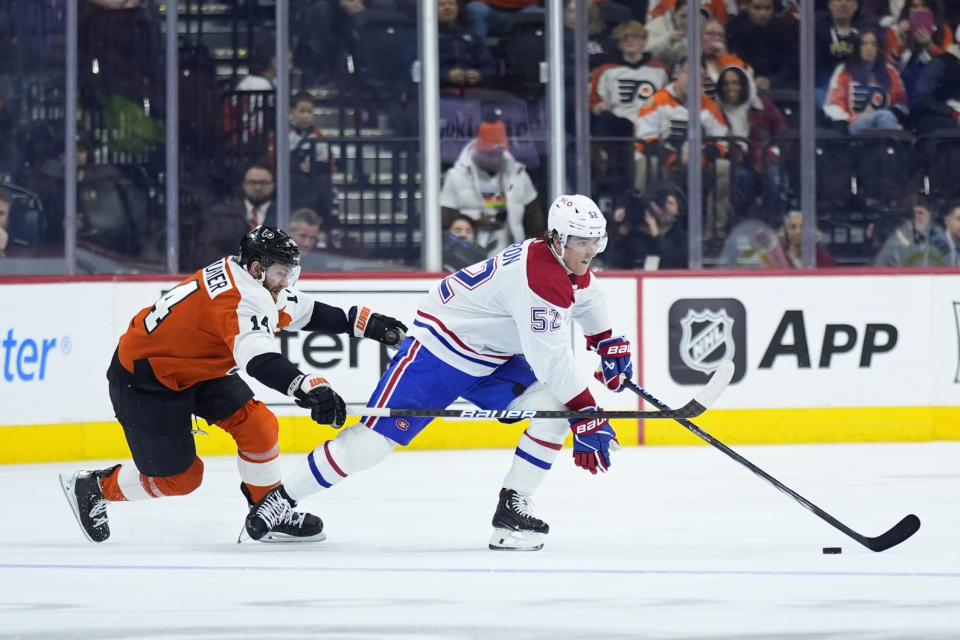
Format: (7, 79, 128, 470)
(240, 484, 325, 543)
(489, 488, 549, 551)
(59, 467, 116, 543)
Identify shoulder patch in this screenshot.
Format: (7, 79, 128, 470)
(526, 240, 575, 308)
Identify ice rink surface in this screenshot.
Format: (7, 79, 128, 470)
(2, 441, 959, 639)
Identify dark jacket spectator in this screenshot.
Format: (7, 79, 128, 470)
(725, 0, 798, 90)
(815, 0, 861, 92)
(910, 43, 960, 132)
(605, 185, 688, 270)
(187, 164, 278, 270)
(404, 0, 495, 94)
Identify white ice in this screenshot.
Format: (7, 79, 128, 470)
(2, 442, 959, 639)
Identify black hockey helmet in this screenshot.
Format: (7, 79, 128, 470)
(238, 225, 301, 270)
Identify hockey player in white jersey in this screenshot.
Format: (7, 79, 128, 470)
(242, 195, 635, 550)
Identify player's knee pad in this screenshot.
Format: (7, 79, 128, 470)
(218, 399, 280, 463)
(144, 457, 204, 497)
(508, 382, 570, 444)
(328, 424, 397, 474)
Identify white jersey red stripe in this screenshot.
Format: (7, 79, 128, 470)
(409, 239, 611, 408)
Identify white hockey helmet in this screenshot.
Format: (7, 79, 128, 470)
(547, 194, 608, 256)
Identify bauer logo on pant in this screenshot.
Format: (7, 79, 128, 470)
(668, 298, 746, 385)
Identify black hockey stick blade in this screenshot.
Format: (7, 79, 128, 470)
(623, 372, 921, 553)
(860, 514, 921, 552)
(346, 360, 734, 421)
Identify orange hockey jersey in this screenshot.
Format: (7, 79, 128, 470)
(118, 257, 316, 391)
(634, 84, 730, 157)
(823, 63, 908, 124)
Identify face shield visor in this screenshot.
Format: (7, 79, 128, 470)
(263, 261, 301, 290)
(564, 234, 608, 254)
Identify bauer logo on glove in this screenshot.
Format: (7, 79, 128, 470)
(593, 335, 633, 392)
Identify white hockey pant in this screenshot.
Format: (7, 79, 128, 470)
(501, 382, 570, 496)
(284, 424, 397, 502)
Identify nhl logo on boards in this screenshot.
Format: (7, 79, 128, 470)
(668, 298, 747, 385)
(680, 308, 735, 374)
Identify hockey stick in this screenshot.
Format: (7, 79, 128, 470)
(623, 377, 920, 552)
(347, 360, 734, 422)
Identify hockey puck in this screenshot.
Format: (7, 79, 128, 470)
(822, 547, 842, 554)
(384, 330, 398, 345)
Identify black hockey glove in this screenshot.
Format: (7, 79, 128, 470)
(348, 305, 407, 347)
(293, 375, 346, 428)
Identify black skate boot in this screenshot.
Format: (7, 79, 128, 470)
(240, 483, 325, 543)
(489, 488, 549, 551)
(59, 465, 118, 543)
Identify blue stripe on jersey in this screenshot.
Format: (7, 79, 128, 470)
(307, 450, 332, 488)
(514, 447, 552, 470)
(412, 319, 499, 368)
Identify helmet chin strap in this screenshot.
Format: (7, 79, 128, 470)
(548, 234, 574, 274)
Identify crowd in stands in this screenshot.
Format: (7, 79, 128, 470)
(1, 0, 960, 272)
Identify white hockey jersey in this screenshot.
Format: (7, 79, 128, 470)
(409, 239, 613, 409)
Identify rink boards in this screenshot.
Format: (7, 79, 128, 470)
(1, 269, 959, 463)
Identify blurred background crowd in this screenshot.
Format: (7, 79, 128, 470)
(1, 0, 960, 273)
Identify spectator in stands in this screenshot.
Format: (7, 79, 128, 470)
(442, 214, 488, 270)
(873, 196, 946, 266)
(633, 59, 732, 244)
(288, 207, 332, 271)
(293, 0, 401, 85)
(590, 20, 670, 190)
(932, 201, 960, 266)
(645, 0, 690, 71)
(715, 64, 788, 218)
(439, 119, 543, 255)
(824, 28, 908, 134)
(911, 43, 960, 133)
(405, 0, 496, 95)
(289, 207, 324, 253)
(464, 0, 544, 40)
(885, 0, 953, 66)
(282, 92, 339, 231)
(75, 134, 150, 258)
(816, 0, 862, 103)
(701, 17, 751, 98)
(190, 164, 277, 268)
(591, 21, 670, 135)
(236, 38, 292, 91)
(605, 183, 688, 269)
(767, 210, 838, 267)
(0, 186, 9, 257)
(648, 0, 728, 24)
(893, 0, 952, 104)
(564, 0, 615, 75)
(725, 0, 798, 92)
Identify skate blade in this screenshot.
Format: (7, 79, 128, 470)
(488, 527, 545, 551)
(237, 525, 250, 544)
(259, 531, 327, 543)
(59, 472, 99, 544)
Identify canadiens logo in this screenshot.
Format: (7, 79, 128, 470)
(396, 419, 410, 431)
(679, 308, 736, 375)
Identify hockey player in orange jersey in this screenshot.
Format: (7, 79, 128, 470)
(59, 226, 407, 543)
